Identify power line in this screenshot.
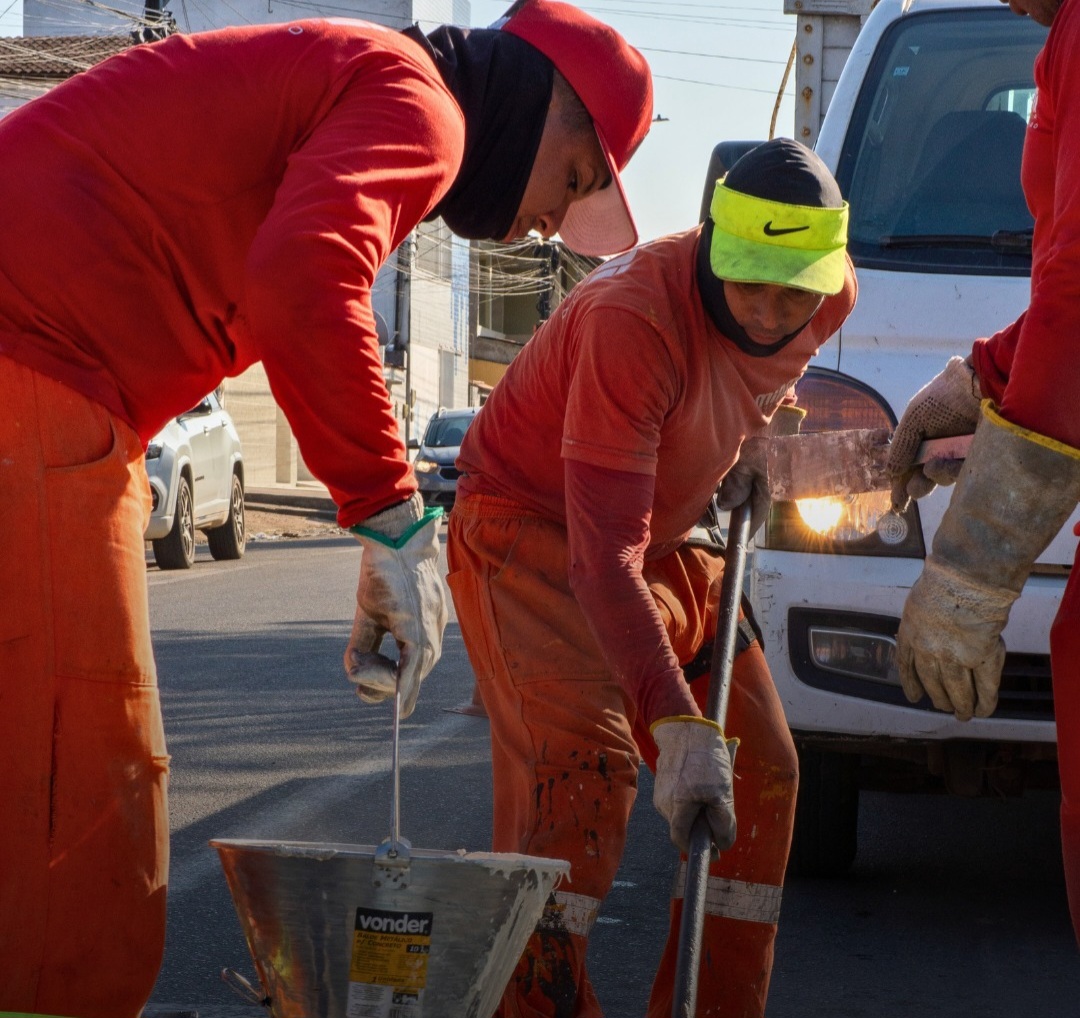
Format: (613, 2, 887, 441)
(655, 72, 793, 95)
(639, 44, 786, 65)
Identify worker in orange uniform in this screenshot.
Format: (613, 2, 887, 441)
(887, 0, 1080, 945)
(447, 138, 857, 1017)
(0, 3, 652, 1014)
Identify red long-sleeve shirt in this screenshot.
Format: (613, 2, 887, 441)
(971, 0, 1080, 448)
(0, 20, 464, 526)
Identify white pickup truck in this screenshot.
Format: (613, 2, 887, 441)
(714, 0, 1077, 875)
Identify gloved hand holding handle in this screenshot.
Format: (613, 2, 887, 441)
(345, 491, 447, 718)
(886, 355, 983, 509)
(651, 715, 739, 853)
(898, 405, 1080, 719)
(718, 403, 806, 534)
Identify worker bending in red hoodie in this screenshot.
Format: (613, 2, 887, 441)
(0, 3, 653, 1014)
(887, 0, 1080, 947)
(448, 139, 857, 1018)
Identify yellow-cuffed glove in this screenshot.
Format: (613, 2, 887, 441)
(898, 405, 1080, 720)
(651, 716, 739, 854)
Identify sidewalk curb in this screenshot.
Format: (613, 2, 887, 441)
(245, 486, 337, 516)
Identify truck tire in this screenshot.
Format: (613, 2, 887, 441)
(206, 472, 246, 561)
(153, 474, 196, 570)
(787, 746, 860, 878)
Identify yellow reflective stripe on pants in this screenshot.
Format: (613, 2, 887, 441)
(537, 890, 602, 938)
(671, 860, 783, 925)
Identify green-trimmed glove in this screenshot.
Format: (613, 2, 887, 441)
(652, 715, 739, 853)
(345, 492, 447, 718)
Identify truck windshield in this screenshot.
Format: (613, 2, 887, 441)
(836, 8, 1046, 276)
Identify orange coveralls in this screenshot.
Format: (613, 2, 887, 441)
(0, 363, 170, 1017)
(449, 501, 796, 1017)
(0, 20, 462, 1015)
(448, 229, 857, 1016)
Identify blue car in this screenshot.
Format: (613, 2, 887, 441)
(412, 406, 480, 511)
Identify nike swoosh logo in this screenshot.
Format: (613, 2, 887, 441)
(763, 221, 810, 236)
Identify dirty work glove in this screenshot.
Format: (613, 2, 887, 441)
(651, 716, 739, 854)
(718, 404, 806, 535)
(345, 492, 447, 718)
(887, 356, 982, 510)
(717, 458, 770, 536)
(898, 405, 1080, 720)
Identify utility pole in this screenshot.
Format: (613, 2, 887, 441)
(136, 0, 175, 40)
(397, 235, 415, 447)
(535, 242, 561, 323)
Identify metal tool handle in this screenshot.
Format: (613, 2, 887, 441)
(373, 671, 411, 888)
(672, 497, 754, 1018)
(390, 678, 402, 852)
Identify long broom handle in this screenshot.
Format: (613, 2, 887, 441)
(671, 498, 754, 1018)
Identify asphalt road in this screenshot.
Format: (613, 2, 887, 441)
(145, 526, 1080, 1017)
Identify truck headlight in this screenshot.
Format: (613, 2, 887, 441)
(760, 368, 925, 558)
(414, 459, 439, 474)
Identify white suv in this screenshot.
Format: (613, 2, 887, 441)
(144, 390, 245, 570)
(743, 0, 1076, 874)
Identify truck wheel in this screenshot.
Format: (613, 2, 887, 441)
(153, 475, 196, 570)
(787, 747, 860, 878)
(207, 472, 246, 561)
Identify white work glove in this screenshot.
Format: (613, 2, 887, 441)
(345, 492, 448, 718)
(651, 716, 738, 854)
(886, 356, 982, 509)
(718, 404, 805, 534)
(897, 558, 1011, 721)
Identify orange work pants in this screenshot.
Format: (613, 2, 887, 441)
(1051, 528, 1080, 946)
(447, 494, 797, 1018)
(0, 357, 169, 1018)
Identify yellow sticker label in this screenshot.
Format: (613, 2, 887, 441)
(347, 907, 432, 1017)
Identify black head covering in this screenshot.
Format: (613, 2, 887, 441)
(697, 138, 840, 356)
(404, 25, 554, 241)
(724, 137, 843, 208)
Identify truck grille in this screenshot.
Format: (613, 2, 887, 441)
(787, 608, 1055, 722)
(997, 653, 1054, 719)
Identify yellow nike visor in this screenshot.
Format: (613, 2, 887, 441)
(709, 180, 849, 295)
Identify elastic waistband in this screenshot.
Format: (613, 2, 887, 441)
(453, 491, 552, 524)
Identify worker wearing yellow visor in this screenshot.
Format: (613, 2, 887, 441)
(447, 138, 856, 1018)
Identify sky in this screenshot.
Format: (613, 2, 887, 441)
(472, 0, 799, 244)
(0, 0, 20, 35)
(0, 0, 799, 239)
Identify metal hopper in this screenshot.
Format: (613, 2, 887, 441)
(214, 663, 568, 1018)
(213, 838, 568, 1018)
